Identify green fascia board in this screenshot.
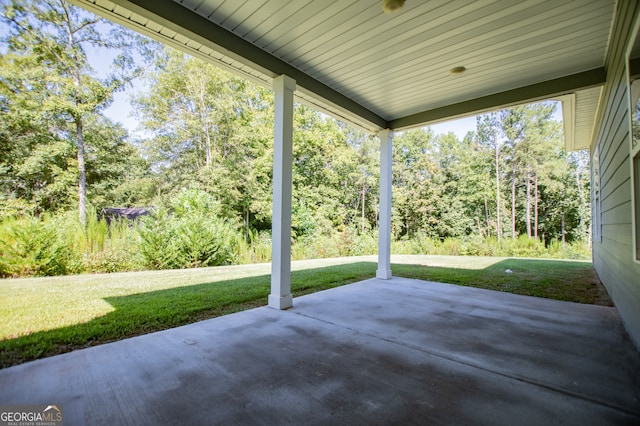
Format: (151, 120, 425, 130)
(390, 68, 606, 131)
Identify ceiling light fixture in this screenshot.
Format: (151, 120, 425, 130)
(382, 0, 405, 13)
(449, 66, 467, 75)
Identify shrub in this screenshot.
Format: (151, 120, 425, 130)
(439, 238, 460, 256)
(293, 233, 341, 260)
(138, 210, 239, 270)
(388, 233, 590, 260)
(411, 231, 437, 254)
(391, 238, 414, 255)
(547, 239, 591, 260)
(350, 229, 378, 256)
(176, 213, 238, 268)
(137, 211, 182, 270)
(290, 228, 377, 259)
(82, 247, 142, 273)
(171, 186, 222, 218)
(459, 235, 494, 256)
(85, 213, 109, 253)
(501, 235, 546, 257)
(0, 216, 79, 277)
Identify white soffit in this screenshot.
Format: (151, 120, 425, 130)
(73, 0, 615, 140)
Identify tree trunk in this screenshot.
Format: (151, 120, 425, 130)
(245, 209, 250, 241)
(361, 184, 366, 233)
(406, 204, 410, 238)
(534, 175, 539, 240)
(561, 186, 567, 248)
(561, 212, 566, 248)
(76, 118, 87, 228)
(525, 166, 532, 238)
(511, 165, 517, 239)
(204, 126, 212, 168)
(575, 167, 586, 239)
(201, 82, 213, 168)
(495, 143, 501, 244)
(374, 195, 379, 228)
(66, 17, 87, 228)
(484, 196, 490, 238)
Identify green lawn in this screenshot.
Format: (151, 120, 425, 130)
(0, 255, 610, 368)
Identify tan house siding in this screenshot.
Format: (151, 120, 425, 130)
(592, 0, 640, 348)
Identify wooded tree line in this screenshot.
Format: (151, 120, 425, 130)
(0, 0, 590, 275)
(132, 48, 590, 247)
(392, 107, 590, 245)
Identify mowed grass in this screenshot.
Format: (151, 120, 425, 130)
(390, 255, 611, 306)
(0, 255, 610, 368)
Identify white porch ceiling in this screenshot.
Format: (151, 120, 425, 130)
(74, 0, 617, 150)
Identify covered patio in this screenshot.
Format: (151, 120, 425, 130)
(72, 0, 617, 313)
(1, 277, 639, 424)
(3, 1, 638, 423)
(61, 1, 640, 352)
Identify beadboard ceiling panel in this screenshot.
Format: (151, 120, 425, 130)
(73, 0, 617, 149)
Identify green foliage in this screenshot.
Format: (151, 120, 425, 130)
(0, 0, 159, 223)
(137, 211, 181, 270)
(0, 216, 79, 277)
(170, 186, 222, 218)
(83, 247, 140, 274)
(390, 233, 590, 259)
(236, 230, 272, 264)
(290, 228, 379, 260)
(0, 13, 592, 275)
(137, 188, 240, 270)
(0, 209, 591, 279)
(175, 213, 237, 268)
(75, 213, 142, 273)
(84, 212, 109, 253)
(501, 235, 546, 257)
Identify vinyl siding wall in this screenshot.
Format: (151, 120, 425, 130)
(592, 0, 640, 349)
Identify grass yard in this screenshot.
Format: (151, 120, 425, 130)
(0, 255, 610, 368)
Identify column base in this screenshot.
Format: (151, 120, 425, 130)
(268, 293, 293, 310)
(376, 268, 392, 280)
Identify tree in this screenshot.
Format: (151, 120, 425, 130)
(82, 116, 154, 209)
(291, 105, 377, 238)
(473, 102, 584, 245)
(393, 129, 443, 238)
(475, 113, 505, 242)
(1, 0, 156, 225)
(438, 131, 491, 237)
(134, 48, 275, 231)
(0, 48, 152, 216)
(353, 134, 378, 233)
(500, 103, 559, 239)
(567, 150, 591, 243)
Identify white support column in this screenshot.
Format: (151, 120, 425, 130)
(269, 75, 296, 309)
(377, 128, 393, 279)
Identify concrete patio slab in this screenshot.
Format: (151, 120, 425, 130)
(1, 277, 639, 425)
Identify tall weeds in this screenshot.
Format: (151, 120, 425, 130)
(0, 213, 591, 278)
